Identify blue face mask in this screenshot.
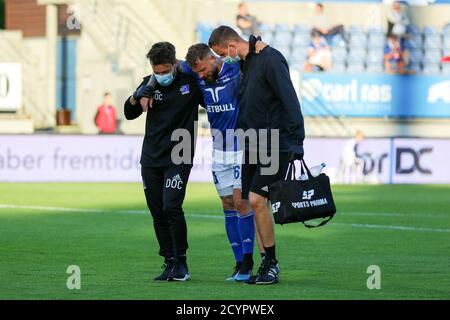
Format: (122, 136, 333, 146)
(155, 68, 175, 87)
(223, 47, 240, 64)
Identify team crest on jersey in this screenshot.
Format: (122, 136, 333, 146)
(180, 84, 190, 95)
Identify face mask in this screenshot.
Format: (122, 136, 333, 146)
(223, 47, 240, 64)
(155, 67, 175, 86)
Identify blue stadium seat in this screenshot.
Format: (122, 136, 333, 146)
(291, 46, 308, 60)
(332, 47, 347, 62)
(258, 23, 273, 35)
(347, 48, 366, 63)
(275, 23, 290, 33)
(423, 50, 442, 64)
(367, 27, 385, 35)
(423, 26, 439, 36)
(443, 36, 450, 49)
(442, 64, 450, 75)
(289, 53, 307, 64)
(366, 64, 384, 74)
(263, 32, 274, 45)
(331, 62, 346, 73)
(368, 34, 386, 49)
(367, 49, 384, 64)
(408, 63, 422, 74)
(346, 62, 365, 73)
(196, 22, 213, 43)
(405, 36, 423, 50)
(275, 46, 292, 60)
(424, 34, 442, 50)
(409, 49, 424, 64)
(289, 61, 305, 72)
(444, 48, 450, 56)
(444, 23, 450, 36)
(293, 24, 311, 34)
(292, 33, 311, 47)
(350, 34, 367, 48)
(273, 31, 293, 47)
(349, 25, 365, 35)
(422, 63, 441, 75)
(407, 24, 421, 36)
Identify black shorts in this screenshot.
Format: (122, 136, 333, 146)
(241, 151, 290, 200)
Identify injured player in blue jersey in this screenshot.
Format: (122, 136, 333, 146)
(182, 43, 267, 283)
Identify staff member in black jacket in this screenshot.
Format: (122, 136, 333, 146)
(124, 42, 203, 282)
(209, 27, 305, 285)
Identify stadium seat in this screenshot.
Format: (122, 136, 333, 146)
(366, 64, 384, 74)
(443, 36, 450, 49)
(407, 24, 421, 36)
(332, 46, 347, 62)
(293, 24, 311, 34)
(347, 48, 366, 63)
(405, 36, 423, 50)
(367, 27, 385, 35)
(291, 46, 308, 60)
(444, 48, 450, 56)
(346, 62, 365, 73)
(350, 34, 367, 48)
(275, 23, 290, 33)
(349, 25, 365, 35)
(423, 26, 439, 36)
(258, 23, 273, 36)
(263, 32, 274, 45)
(273, 31, 293, 47)
(409, 50, 424, 64)
(367, 49, 384, 64)
(422, 63, 441, 75)
(368, 34, 386, 49)
(423, 50, 443, 64)
(424, 34, 442, 50)
(443, 23, 450, 36)
(289, 61, 304, 72)
(442, 64, 450, 75)
(330, 34, 346, 47)
(292, 33, 311, 47)
(331, 62, 346, 73)
(408, 63, 422, 74)
(275, 46, 292, 60)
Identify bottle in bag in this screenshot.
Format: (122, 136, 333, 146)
(299, 163, 326, 180)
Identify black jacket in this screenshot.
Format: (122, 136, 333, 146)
(124, 73, 203, 167)
(239, 44, 305, 154)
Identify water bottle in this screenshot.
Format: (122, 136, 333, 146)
(299, 163, 326, 180)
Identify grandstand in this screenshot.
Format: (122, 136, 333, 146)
(1, 0, 450, 138)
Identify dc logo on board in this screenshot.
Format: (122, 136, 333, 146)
(302, 189, 315, 200)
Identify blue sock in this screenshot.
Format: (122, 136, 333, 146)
(238, 211, 255, 255)
(224, 210, 243, 263)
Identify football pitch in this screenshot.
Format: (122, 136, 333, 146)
(0, 183, 449, 300)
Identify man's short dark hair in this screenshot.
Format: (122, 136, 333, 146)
(185, 44, 212, 69)
(146, 42, 176, 65)
(208, 26, 242, 48)
(316, 3, 324, 9)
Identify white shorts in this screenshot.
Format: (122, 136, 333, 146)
(211, 149, 243, 197)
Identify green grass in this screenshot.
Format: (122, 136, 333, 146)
(0, 183, 449, 300)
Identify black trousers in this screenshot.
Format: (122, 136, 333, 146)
(141, 165, 192, 259)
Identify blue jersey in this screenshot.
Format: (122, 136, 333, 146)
(181, 61, 240, 151)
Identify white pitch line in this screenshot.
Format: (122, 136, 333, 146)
(1, 204, 449, 233)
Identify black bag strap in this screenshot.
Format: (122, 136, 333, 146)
(303, 214, 335, 228)
(299, 159, 314, 180)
